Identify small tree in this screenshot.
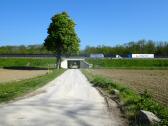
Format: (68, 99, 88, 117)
(44, 12, 80, 68)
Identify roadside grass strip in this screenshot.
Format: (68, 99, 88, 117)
(82, 70, 168, 126)
(0, 69, 65, 103)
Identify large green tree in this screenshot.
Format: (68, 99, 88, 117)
(44, 12, 80, 68)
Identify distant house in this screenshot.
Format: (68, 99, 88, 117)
(90, 54, 104, 58)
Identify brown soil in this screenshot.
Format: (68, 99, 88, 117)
(90, 69, 168, 105)
(0, 69, 48, 83)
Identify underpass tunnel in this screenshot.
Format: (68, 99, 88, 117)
(68, 60, 80, 69)
(61, 58, 92, 69)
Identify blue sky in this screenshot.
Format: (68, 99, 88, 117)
(0, 0, 168, 48)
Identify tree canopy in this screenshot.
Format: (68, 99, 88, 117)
(44, 12, 80, 57)
(43, 12, 80, 68)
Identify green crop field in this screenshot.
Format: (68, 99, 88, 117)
(0, 58, 56, 68)
(87, 58, 168, 69)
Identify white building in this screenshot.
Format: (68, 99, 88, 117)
(130, 54, 154, 58)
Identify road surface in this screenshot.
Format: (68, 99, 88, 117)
(0, 69, 125, 126)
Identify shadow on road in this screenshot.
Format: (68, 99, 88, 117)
(3, 66, 49, 70)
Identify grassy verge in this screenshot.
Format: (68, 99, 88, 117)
(82, 69, 168, 126)
(87, 59, 168, 69)
(0, 58, 56, 68)
(0, 69, 65, 103)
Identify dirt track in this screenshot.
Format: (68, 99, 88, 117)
(0, 69, 48, 83)
(0, 69, 125, 126)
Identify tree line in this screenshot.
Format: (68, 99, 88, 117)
(0, 40, 168, 57)
(82, 40, 168, 57)
(0, 45, 51, 54)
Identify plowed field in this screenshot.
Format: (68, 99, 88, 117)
(89, 69, 168, 105)
(0, 69, 48, 83)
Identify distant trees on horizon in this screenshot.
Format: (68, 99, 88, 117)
(0, 44, 50, 54)
(82, 40, 168, 57)
(0, 40, 168, 57)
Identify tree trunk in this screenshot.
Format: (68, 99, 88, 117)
(56, 54, 61, 69)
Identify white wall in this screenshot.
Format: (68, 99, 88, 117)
(132, 54, 154, 58)
(61, 60, 68, 69)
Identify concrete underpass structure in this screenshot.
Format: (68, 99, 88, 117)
(61, 58, 92, 69)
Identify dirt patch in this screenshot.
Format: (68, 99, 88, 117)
(0, 69, 48, 83)
(90, 69, 168, 105)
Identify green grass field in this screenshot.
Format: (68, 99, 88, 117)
(87, 58, 168, 69)
(1, 58, 168, 69)
(0, 58, 56, 68)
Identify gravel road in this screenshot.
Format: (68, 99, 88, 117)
(0, 69, 125, 126)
